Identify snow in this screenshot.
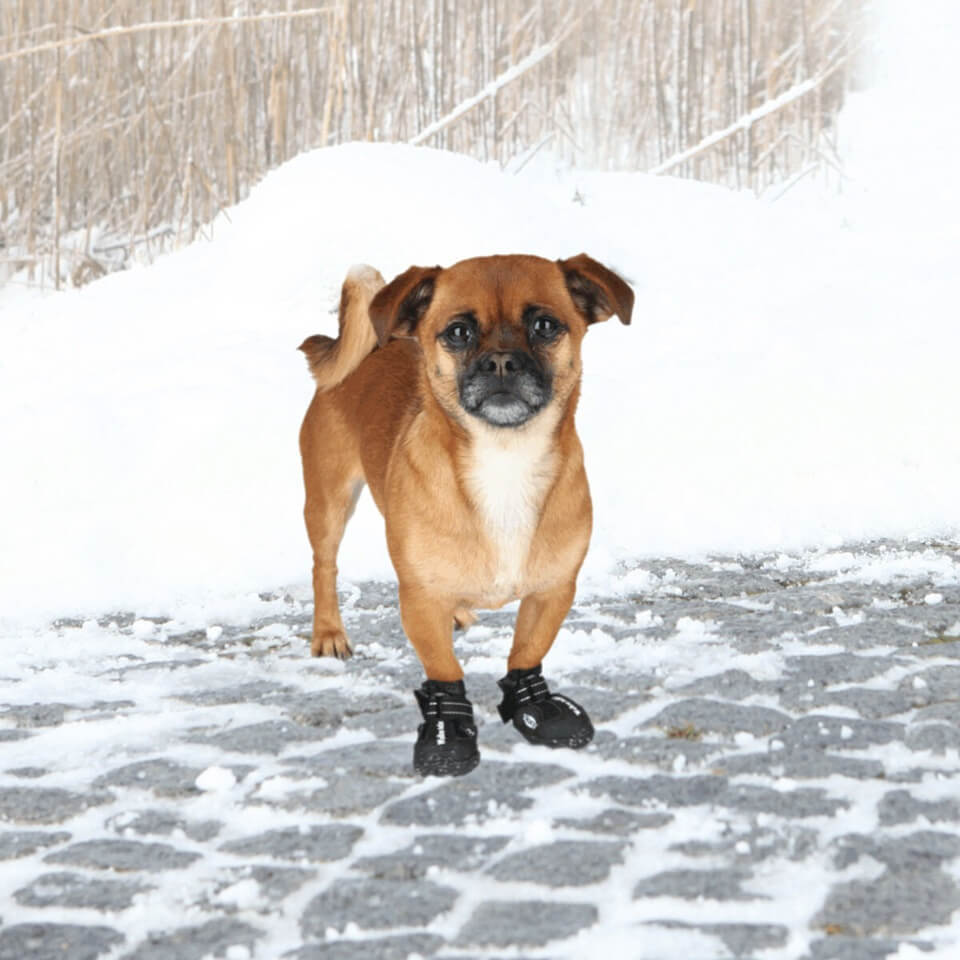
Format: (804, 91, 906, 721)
(195, 766, 239, 793)
(2, 9, 960, 955)
(2, 127, 959, 630)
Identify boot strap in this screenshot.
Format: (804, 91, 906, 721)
(497, 665, 549, 723)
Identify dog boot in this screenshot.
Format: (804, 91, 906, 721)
(497, 664, 594, 749)
(413, 679, 480, 777)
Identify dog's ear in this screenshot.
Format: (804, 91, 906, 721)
(557, 254, 634, 326)
(368, 265, 442, 346)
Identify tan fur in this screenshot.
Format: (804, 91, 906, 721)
(299, 264, 385, 390)
(298, 253, 633, 678)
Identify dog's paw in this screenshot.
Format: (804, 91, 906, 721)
(452, 607, 477, 631)
(310, 630, 353, 659)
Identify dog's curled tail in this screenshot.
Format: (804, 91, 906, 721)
(299, 264, 385, 391)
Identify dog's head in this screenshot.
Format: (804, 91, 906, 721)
(369, 254, 633, 430)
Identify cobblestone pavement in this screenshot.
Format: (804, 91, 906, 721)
(2, 541, 960, 959)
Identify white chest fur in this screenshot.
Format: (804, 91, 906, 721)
(462, 423, 557, 600)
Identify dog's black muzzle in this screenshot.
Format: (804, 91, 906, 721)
(459, 350, 551, 427)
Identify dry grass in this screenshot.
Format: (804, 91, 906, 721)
(665, 723, 704, 741)
(0, 0, 865, 288)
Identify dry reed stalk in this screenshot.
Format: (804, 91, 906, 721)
(0, 0, 865, 287)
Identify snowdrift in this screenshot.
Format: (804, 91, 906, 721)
(2, 142, 958, 628)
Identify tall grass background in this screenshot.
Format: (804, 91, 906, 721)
(1, 0, 865, 289)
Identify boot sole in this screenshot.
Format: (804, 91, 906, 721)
(413, 749, 480, 778)
(518, 729, 594, 749)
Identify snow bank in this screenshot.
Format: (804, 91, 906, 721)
(834, 0, 960, 235)
(2, 138, 958, 630)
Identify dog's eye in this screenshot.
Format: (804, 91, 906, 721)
(442, 321, 474, 347)
(531, 315, 560, 340)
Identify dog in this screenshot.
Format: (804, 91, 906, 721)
(299, 254, 633, 776)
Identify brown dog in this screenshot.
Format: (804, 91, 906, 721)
(299, 254, 632, 776)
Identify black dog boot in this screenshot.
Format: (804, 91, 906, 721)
(497, 665, 594, 749)
(413, 679, 480, 777)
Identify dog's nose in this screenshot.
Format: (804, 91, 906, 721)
(480, 352, 523, 376)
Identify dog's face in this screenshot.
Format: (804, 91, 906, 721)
(369, 254, 633, 430)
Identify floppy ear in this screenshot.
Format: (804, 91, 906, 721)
(368, 265, 442, 347)
(557, 254, 634, 326)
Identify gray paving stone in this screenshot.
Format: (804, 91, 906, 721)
(5, 765, 49, 778)
(111, 659, 208, 678)
(383, 760, 572, 826)
(488, 839, 625, 886)
(785, 654, 903, 686)
(633, 867, 762, 900)
(284, 690, 408, 729)
(354, 834, 509, 879)
(0, 786, 111, 824)
(905, 723, 960, 753)
(672, 824, 818, 863)
(187, 719, 333, 754)
(718, 782, 848, 818)
(910, 637, 960, 659)
(913, 702, 960, 725)
(877, 789, 960, 826)
(555, 808, 674, 835)
(220, 824, 362, 863)
(242, 864, 316, 901)
(456, 900, 598, 948)
(781, 715, 904, 751)
(301, 878, 458, 936)
(93, 758, 204, 797)
(884, 768, 953, 786)
(0, 829, 71, 859)
(1, 702, 67, 727)
(0, 923, 124, 960)
(643, 698, 791, 737)
(786, 682, 916, 720)
(264, 776, 411, 817)
(286, 934, 446, 959)
(585, 773, 728, 808)
(106, 809, 222, 842)
(643, 920, 788, 954)
(676, 668, 771, 700)
(343, 705, 421, 737)
(0, 729, 31, 741)
(813, 868, 960, 935)
(804, 937, 931, 960)
(715, 748, 885, 781)
(473, 716, 535, 750)
(634, 867, 760, 900)
(285, 740, 414, 778)
(122, 918, 261, 959)
(794, 621, 917, 652)
(833, 831, 960, 870)
(557, 667, 659, 700)
(821, 688, 916, 720)
(45, 839, 201, 871)
(14, 871, 150, 910)
(593, 734, 724, 770)
(434, 956, 540, 960)
(175, 681, 296, 705)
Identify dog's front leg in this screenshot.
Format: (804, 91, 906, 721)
(397, 583, 464, 682)
(508, 581, 577, 671)
(398, 584, 480, 776)
(496, 581, 594, 749)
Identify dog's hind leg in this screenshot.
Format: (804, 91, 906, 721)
(300, 393, 363, 659)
